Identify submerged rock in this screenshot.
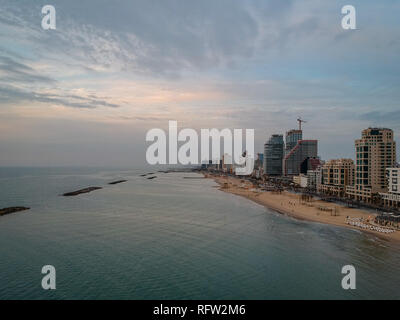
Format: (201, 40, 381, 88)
(0, 207, 30, 216)
(62, 187, 102, 196)
(108, 180, 127, 185)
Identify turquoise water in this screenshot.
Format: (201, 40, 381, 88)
(0, 167, 399, 300)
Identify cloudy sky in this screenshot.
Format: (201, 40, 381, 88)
(0, 0, 399, 166)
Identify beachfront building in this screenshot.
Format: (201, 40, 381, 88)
(283, 140, 318, 175)
(346, 128, 396, 203)
(293, 174, 308, 188)
(306, 170, 319, 190)
(379, 167, 400, 209)
(263, 134, 284, 175)
(318, 159, 354, 197)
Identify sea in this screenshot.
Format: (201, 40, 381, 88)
(0, 167, 399, 300)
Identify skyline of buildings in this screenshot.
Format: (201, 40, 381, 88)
(263, 123, 319, 176)
(258, 124, 399, 209)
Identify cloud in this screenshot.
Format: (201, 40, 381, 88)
(0, 0, 292, 77)
(0, 84, 119, 109)
(359, 111, 400, 126)
(0, 56, 55, 83)
(0, 55, 119, 109)
(0, 0, 399, 165)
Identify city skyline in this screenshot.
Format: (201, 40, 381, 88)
(1, 0, 400, 166)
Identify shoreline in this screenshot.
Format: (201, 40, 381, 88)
(203, 173, 400, 242)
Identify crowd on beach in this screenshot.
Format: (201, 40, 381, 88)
(346, 217, 395, 234)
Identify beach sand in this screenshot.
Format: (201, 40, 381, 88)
(205, 174, 400, 242)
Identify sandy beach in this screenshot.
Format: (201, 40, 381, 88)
(205, 173, 400, 242)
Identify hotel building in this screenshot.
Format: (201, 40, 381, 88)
(346, 128, 396, 203)
(318, 159, 354, 197)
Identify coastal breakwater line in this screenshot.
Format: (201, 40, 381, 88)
(108, 180, 127, 185)
(2, 180, 128, 216)
(205, 174, 400, 242)
(63, 179, 129, 196)
(0, 207, 30, 216)
(3, 173, 156, 218)
(62, 187, 102, 197)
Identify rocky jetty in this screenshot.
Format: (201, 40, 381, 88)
(63, 187, 102, 196)
(141, 172, 155, 177)
(108, 180, 127, 185)
(0, 207, 30, 216)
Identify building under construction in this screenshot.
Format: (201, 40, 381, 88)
(283, 118, 318, 176)
(283, 140, 318, 175)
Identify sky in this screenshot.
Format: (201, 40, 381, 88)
(0, 0, 399, 167)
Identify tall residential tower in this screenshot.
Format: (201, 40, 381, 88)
(346, 128, 396, 203)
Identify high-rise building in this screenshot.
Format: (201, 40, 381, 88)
(285, 129, 302, 155)
(318, 159, 355, 197)
(346, 128, 396, 203)
(263, 134, 284, 175)
(283, 140, 318, 175)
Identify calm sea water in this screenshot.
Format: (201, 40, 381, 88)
(0, 167, 399, 300)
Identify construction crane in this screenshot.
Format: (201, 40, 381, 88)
(297, 117, 307, 131)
